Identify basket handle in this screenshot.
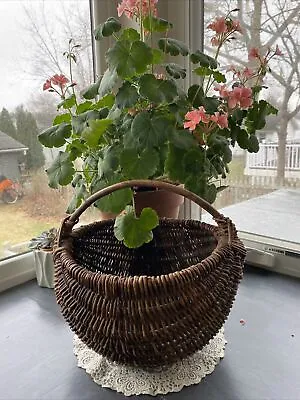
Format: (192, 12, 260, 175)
(72, 179, 227, 221)
(57, 180, 234, 245)
(73, 179, 225, 223)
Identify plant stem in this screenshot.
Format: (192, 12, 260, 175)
(139, 2, 144, 41)
(204, 43, 222, 96)
(68, 42, 78, 109)
(149, 0, 154, 73)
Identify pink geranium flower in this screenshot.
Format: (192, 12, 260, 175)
(210, 112, 229, 129)
(242, 67, 254, 79)
(43, 79, 52, 91)
(228, 86, 253, 109)
(274, 45, 283, 56)
(51, 74, 69, 89)
(211, 37, 221, 46)
(184, 106, 210, 131)
(248, 47, 260, 61)
(117, 0, 158, 19)
(207, 17, 228, 34)
(232, 20, 242, 33)
(214, 84, 230, 98)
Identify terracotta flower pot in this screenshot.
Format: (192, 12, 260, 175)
(134, 187, 184, 218)
(98, 185, 184, 221)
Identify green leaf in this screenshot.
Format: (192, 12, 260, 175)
(58, 94, 76, 110)
(237, 129, 249, 149)
(83, 155, 98, 184)
(164, 63, 186, 79)
(107, 104, 122, 120)
(158, 38, 189, 56)
(76, 101, 93, 114)
(93, 93, 115, 110)
(165, 144, 187, 183)
(143, 16, 173, 32)
(94, 17, 121, 40)
(116, 81, 139, 109)
(193, 66, 225, 83)
(66, 180, 87, 214)
(231, 109, 247, 125)
(207, 134, 229, 154)
(203, 96, 220, 113)
(72, 110, 100, 135)
(152, 49, 164, 64)
(119, 28, 140, 41)
(93, 176, 132, 213)
(169, 128, 197, 150)
(246, 100, 278, 134)
(98, 146, 120, 178)
(114, 206, 159, 248)
(185, 176, 217, 204)
(38, 123, 72, 148)
(190, 50, 218, 69)
(223, 145, 232, 163)
(53, 113, 71, 125)
(126, 112, 170, 149)
(205, 184, 218, 203)
(46, 151, 75, 188)
(106, 40, 153, 78)
(81, 80, 100, 100)
(120, 148, 159, 179)
(248, 135, 259, 153)
(188, 84, 205, 107)
(168, 97, 189, 124)
(66, 139, 87, 161)
(139, 74, 178, 103)
(183, 148, 206, 175)
(82, 119, 113, 148)
(187, 85, 219, 112)
(98, 68, 119, 97)
(217, 185, 228, 193)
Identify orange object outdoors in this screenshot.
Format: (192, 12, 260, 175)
(0, 178, 13, 193)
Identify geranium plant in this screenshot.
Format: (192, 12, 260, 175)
(39, 1, 280, 248)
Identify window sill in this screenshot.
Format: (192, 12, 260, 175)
(0, 252, 35, 293)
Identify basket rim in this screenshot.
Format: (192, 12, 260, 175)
(54, 218, 245, 288)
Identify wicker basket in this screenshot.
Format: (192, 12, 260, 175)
(54, 180, 246, 369)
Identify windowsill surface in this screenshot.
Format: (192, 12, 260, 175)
(0, 266, 299, 400)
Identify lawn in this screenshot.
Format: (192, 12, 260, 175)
(0, 201, 59, 257)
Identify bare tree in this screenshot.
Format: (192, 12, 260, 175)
(205, 0, 300, 182)
(27, 92, 57, 131)
(22, 1, 93, 88)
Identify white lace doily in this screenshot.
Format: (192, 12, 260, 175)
(73, 328, 226, 396)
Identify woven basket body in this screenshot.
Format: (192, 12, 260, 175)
(54, 181, 246, 369)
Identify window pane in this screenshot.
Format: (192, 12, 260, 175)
(203, 0, 300, 211)
(0, 0, 93, 260)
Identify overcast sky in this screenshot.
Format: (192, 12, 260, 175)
(0, 0, 90, 111)
(0, 1, 30, 110)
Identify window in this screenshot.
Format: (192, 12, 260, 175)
(203, 0, 300, 211)
(0, 0, 93, 261)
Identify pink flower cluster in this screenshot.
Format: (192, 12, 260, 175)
(248, 45, 283, 63)
(43, 74, 70, 91)
(227, 65, 255, 80)
(117, 0, 158, 19)
(184, 106, 228, 132)
(208, 16, 242, 46)
(215, 85, 253, 109)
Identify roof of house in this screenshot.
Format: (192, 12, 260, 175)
(0, 131, 28, 153)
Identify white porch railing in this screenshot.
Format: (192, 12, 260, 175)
(246, 144, 300, 171)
